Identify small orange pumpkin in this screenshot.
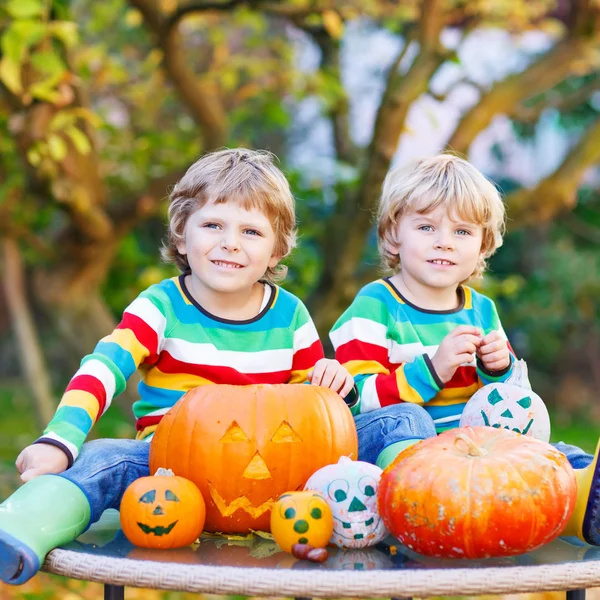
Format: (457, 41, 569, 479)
(150, 384, 357, 533)
(378, 426, 577, 559)
(120, 468, 206, 549)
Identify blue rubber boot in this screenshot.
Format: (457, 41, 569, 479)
(562, 438, 600, 545)
(0, 475, 91, 584)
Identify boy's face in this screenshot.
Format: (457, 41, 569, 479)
(389, 205, 483, 294)
(176, 200, 280, 297)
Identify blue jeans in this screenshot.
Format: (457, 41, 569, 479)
(355, 404, 594, 469)
(354, 404, 437, 464)
(59, 439, 150, 526)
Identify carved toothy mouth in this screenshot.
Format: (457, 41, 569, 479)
(208, 481, 274, 518)
(137, 521, 178, 536)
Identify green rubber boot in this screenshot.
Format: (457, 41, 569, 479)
(0, 475, 91, 585)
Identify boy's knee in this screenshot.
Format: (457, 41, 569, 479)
(77, 438, 149, 465)
(384, 403, 436, 438)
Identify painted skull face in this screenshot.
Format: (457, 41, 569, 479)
(305, 456, 388, 548)
(460, 383, 551, 442)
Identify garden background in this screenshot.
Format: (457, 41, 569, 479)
(1, 0, 600, 598)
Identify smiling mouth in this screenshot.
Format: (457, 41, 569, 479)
(333, 516, 380, 540)
(428, 259, 455, 266)
(212, 260, 243, 269)
(137, 521, 178, 536)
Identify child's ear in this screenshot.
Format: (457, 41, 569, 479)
(383, 239, 400, 256)
(175, 238, 187, 256)
(268, 254, 281, 269)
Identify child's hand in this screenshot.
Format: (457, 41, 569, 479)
(477, 330, 511, 372)
(431, 326, 482, 384)
(308, 359, 355, 398)
(16, 443, 70, 483)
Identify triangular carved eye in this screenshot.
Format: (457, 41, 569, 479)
(488, 389, 503, 405)
(220, 421, 250, 443)
(517, 396, 532, 409)
(271, 421, 302, 443)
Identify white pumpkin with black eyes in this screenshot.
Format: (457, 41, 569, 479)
(460, 360, 551, 442)
(305, 456, 388, 548)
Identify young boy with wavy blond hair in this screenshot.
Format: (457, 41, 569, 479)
(0, 148, 354, 584)
(330, 154, 600, 545)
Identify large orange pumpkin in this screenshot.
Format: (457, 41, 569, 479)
(378, 426, 577, 559)
(149, 384, 358, 534)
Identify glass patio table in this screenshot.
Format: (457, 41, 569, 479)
(41, 510, 600, 600)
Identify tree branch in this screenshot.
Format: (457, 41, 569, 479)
(129, 0, 228, 150)
(2, 236, 56, 427)
(514, 77, 600, 123)
(506, 117, 600, 226)
(447, 1, 600, 154)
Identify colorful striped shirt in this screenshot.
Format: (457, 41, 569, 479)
(37, 275, 324, 465)
(330, 278, 514, 432)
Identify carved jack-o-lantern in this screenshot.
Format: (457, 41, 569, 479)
(149, 384, 358, 533)
(271, 491, 333, 552)
(120, 468, 206, 549)
(460, 360, 551, 441)
(305, 456, 388, 548)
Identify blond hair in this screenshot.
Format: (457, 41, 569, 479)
(162, 148, 297, 283)
(377, 154, 506, 280)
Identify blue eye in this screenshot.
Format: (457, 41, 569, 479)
(139, 490, 156, 503)
(456, 229, 471, 235)
(284, 507, 296, 519)
(419, 225, 433, 232)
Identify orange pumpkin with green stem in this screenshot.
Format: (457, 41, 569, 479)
(149, 384, 358, 534)
(378, 426, 577, 559)
(120, 468, 206, 549)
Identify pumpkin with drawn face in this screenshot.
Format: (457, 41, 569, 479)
(120, 468, 206, 548)
(305, 457, 388, 548)
(149, 384, 358, 533)
(271, 491, 333, 552)
(460, 361, 550, 441)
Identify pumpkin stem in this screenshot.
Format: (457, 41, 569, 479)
(454, 433, 488, 457)
(154, 467, 174, 477)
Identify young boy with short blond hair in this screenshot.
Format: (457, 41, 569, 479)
(0, 148, 354, 584)
(330, 154, 600, 546)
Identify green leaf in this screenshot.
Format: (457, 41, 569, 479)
(5, 0, 45, 19)
(65, 125, 91, 155)
(47, 134, 68, 161)
(26, 147, 42, 167)
(48, 21, 79, 48)
(49, 111, 77, 132)
(1, 21, 45, 61)
(30, 51, 66, 77)
(0, 57, 22, 94)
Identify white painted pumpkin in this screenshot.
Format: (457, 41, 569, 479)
(460, 360, 551, 442)
(304, 456, 388, 548)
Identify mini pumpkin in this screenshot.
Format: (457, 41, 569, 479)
(120, 468, 206, 549)
(460, 360, 551, 441)
(305, 456, 388, 548)
(378, 426, 577, 559)
(270, 491, 333, 553)
(150, 384, 358, 533)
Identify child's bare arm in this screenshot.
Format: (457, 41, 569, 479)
(16, 443, 69, 483)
